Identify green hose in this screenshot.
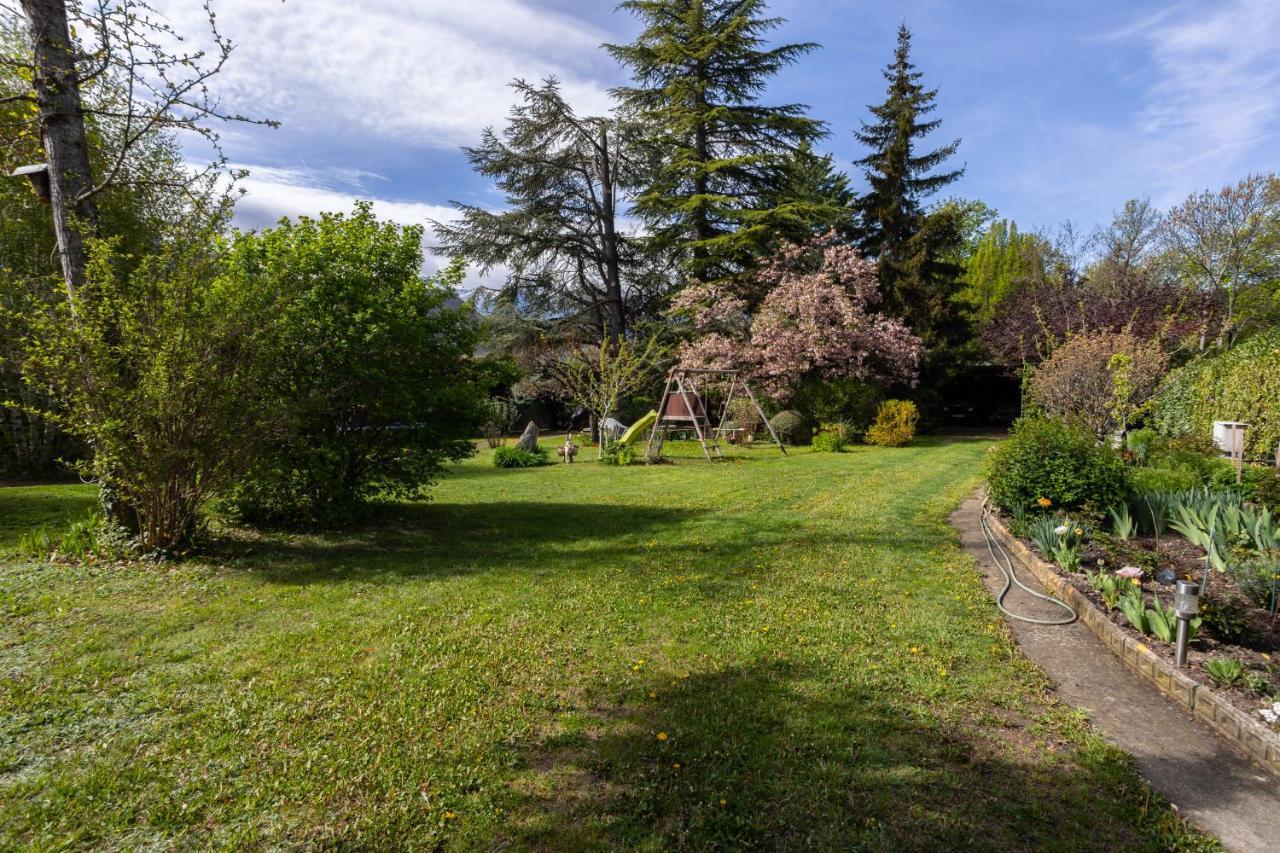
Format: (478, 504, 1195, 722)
(980, 500, 1077, 626)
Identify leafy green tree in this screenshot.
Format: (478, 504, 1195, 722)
(607, 0, 825, 281)
(224, 205, 489, 526)
(0, 33, 202, 477)
(22, 204, 273, 553)
(958, 219, 1048, 326)
(853, 24, 964, 341)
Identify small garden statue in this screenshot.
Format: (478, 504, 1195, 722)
(557, 436, 578, 463)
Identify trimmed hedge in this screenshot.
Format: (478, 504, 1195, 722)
(769, 410, 812, 445)
(1152, 330, 1280, 460)
(811, 431, 845, 453)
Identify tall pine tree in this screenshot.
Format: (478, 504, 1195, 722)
(759, 141, 857, 243)
(434, 80, 665, 340)
(607, 0, 825, 282)
(854, 24, 964, 342)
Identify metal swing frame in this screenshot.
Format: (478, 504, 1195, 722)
(644, 368, 786, 462)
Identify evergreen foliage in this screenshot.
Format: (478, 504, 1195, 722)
(958, 219, 1047, 326)
(434, 80, 665, 339)
(853, 24, 965, 343)
(607, 0, 825, 281)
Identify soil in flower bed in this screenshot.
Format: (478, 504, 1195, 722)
(1010, 521, 1280, 732)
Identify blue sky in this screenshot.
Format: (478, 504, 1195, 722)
(160, 0, 1280, 276)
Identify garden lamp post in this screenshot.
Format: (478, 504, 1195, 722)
(1173, 580, 1200, 667)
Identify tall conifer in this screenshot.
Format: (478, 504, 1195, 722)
(607, 0, 825, 281)
(854, 24, 963, 337)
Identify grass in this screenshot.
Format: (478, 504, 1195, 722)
(0, 482, 97, 553)
(0, 439, 1214, 850)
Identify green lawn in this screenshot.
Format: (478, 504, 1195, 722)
(0, 440, 1212, 850)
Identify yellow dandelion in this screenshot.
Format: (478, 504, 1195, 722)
(672, 762, 681, 768)
(939, 667, 948, 676)
(719, 798, 727, 806)
(1037, 497, 1052, 508)
(648, 690, 656, 699)
(910, 646, 920, 654)
(657, 731, 668, 741)
(444, 811, 457, 820)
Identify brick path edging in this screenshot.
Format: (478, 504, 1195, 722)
(981, 496, 1280, 777)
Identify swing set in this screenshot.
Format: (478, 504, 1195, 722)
(644, 367, 786, 462)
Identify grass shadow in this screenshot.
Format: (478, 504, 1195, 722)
(218, 501, 710, 586)
(500, 659, 1196, 850)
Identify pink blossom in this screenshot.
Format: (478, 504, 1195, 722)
(672, 234, 923, 400)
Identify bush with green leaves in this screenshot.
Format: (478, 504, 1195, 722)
(24, 213, 273, 552)
(1249, 470, 1280, 512)
(1198, 596, 1257, 645)
(811, 430, 845, 453)
(769, 410, 812, 445)
(493, 446, 548, 468)
(600, 441, 638, 466)
(865, 400, 918, 447)
(1152, 328, 1280, 459)
(986, 417, 1129, 514)
(1130, 465, 1202, 495)
(790, 377, 882, 442)
(221, 206, 488, 526)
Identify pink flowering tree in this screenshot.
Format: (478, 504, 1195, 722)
(672, 236, 923, 400)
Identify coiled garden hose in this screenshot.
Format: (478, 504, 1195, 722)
(979, 500, 1077, 626)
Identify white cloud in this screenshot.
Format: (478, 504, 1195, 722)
(1008, 0, 1280, 227)
(1125, 0, 1280, 180)
(155, 0, 617, 148)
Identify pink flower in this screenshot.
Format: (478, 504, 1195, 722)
(1115, 566, 1144, 579)
(671, 234, 923, 401)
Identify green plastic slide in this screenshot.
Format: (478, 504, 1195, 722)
(618, 410, 657, 446)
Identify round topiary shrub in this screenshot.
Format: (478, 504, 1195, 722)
(986, 417, 1129, 513)
(769, 410, 812, 445)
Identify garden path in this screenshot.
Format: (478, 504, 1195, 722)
(954, 493, 1280, 853)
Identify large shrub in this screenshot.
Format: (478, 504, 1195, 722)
(223, 206, 488, 526)
(24, 223, 271, 552)
(986, 418, 1129, 513)
(1152, 329, 1280, 459)
(865, 400, 918, 447)
(769, 410, 812, 445)
(1028, 331, 1169, 440)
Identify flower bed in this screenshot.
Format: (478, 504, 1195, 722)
(984, 503, 1280, 775)
(1000, 500, 1280, 746)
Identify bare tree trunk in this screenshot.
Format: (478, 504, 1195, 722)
(20, 0, 97, 301)
(598, 128, 626, 338)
